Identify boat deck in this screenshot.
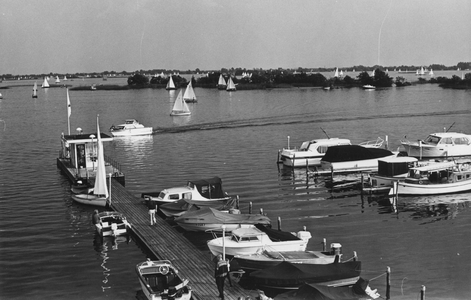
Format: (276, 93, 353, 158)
(108, 179, 249, 300)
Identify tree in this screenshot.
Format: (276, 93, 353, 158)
(127, 74, 149, 86)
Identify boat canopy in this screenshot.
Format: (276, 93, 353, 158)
(176, 207, 270, 224)
(321, 145, 393, 163)
(255, 224, 301, 241)
(187, 177, 226, 199)
(410, 161, 455, 172)
(378, 157, 418, 177)
(274, 277, 372, 300)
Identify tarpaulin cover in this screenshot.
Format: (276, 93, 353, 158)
(188, 177, 226, 199)
(322, 145, 393, 163)
(255, 224, 301, 241)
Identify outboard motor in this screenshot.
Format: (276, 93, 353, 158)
(296, 227, 312, 242)
(330, 243, 342, 255)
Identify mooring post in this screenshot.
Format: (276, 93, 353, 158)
(353, 251, 357, 261)
(259, 208, 263, 215)
(421, 285, 426, 300)
(249, 201, 252, 214)
(322, 238, 326, 252)
(236, 195, 239, 209)
(386, 266, 391, 300)
(277, 216, 281, 231)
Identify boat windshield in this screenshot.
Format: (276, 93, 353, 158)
(299, 141, 310, 151)
(423, 135, 440, 144)
(158, 191, 166, 199)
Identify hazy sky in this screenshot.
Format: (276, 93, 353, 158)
(1, 0, 470, 75)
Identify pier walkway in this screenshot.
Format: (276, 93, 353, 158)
(109, 179, 252, 300)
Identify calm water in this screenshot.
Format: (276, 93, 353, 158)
(1, 75, 471, 299)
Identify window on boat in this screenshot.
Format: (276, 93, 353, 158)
(240, 236, 259, 242)
(424, 135, 440, 144)
(453, 137, 469, 145)
(317, 146, 328, 154)
(440, 137, 453, 145)
(231, 235, 240, 242)
(182, 192, 192, 200)
(299, 141, 310, 151)
(169, 194, 180, 200)
(158, 192, 166, 199)
(200, 186, 210, 198)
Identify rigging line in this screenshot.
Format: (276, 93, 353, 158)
(378, 0, 393, 65)
(368, 271, 387, 281)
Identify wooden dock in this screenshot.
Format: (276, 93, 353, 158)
(108, 179, 251, 300)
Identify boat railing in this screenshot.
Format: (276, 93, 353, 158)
(104, 154, 123, 177)
(359, 137, 384, 148)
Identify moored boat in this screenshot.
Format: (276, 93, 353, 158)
(249, 260, 362, 290)
(136, 259, 191, 300)
(401, 131, 471, 158)
(109, 119, 153, 137)
(207, 224, 312, 257)
(98, 211, 130, 237)
(174, 207, 270, 232)
(391, 161, 471, 195)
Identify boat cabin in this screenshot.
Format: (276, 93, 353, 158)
(405, 162, 455, 184)
(377, 156, 418, 177)
(422, 132, 471, 146)
(298, 138, 351, 154)
(60, 132, 113, 170)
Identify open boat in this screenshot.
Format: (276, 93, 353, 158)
(109, 119, 153, 137)
(158, 197, 237, 218)
(174, 207, 270, 232)
(401, 131, 471, 158)
(71, 115, 110, 207)
(170, 90, 191, 116)
(226, 77, 236, 91)
(32, 82, 38, 98)
(318, 145, 398, 174)
(99, 211, 130, 237)
(142, 177, 232, 207)
(233, 242, 345, 272)
(207, 224, 312, 257)
(136, 259, 191, 300)
(249, 260, 362, 290)
(273, 277, 380, 300)
(182, 81, 197, 103)
(166, 76, 176, 90)
(391, 161, 471, 195)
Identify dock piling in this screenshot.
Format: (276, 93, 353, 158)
(386, 266, 391, 300)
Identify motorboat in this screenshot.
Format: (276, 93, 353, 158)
(158, 197, 237, 218)
(249, 260, 362, 290)
(279, 138, 352, 167)
(401, 132, 471, 158)
(109, 119, 153, 137)
(136, 259, 191, 300)
(362, 85, 375, 90)
(391, 161, 471, 195)
(98, 211, 130, 237)
(273, 277, 380, 300)
(317, 145, 398, 174)
(233, 243, 345, 272)
(174, 207, 270, 232)
(362, 156, 419, 193)
(207, 224, 312, 257)
(141, 177, 233, 207)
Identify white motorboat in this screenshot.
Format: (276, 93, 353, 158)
(401, 131, 471, 158)
(391, 161, 471, 195)
(136, 259, 191, 300)
(279, 138, 352, 167)
(142, 177, 233, 207)
(98, 211, 130, 237)
(318, 145, 398, 174)
(109, 119, 153, 137)
(174, 207, 270, 232)
(362, 84, 375, 90)
(207, 224, 312, 257)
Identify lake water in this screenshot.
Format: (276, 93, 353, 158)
(1, 74, 470, 299)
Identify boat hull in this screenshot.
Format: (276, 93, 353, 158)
(320, 154, 397, 173)
(177, 222, 255, 232)
(110, 127, 153, 137)
(207, 239, 309, 257)
(170, 111, 191, 116)
(279, 151, 323, 167)
(396, 180, 471, 195)
(71, 194, 108, 207)
(401, 143, 471, 158)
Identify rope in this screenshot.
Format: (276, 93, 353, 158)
(368, 271, 387, 281)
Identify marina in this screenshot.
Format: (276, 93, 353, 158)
(1, 77, 471, 299)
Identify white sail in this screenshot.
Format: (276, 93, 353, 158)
(55, 76, 60, 83)
(93, 115, 109, 198)
(42, 77, 50, 88)
(171, 90, 191, 115)
(429, 69, 434, 76)
(370, 69, 375, 77)
(218, 74, 226, 86)
(226, 77, 236, 91)
(166, 76, 176, 90)
(183, 81, 197, 102)
(334, 68, 339, 78)
(339, 70, 344, 77)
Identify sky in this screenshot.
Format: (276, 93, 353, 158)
(1, 0, 470, 75)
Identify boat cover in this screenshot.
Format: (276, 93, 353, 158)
(175, 207, 270, 225)
(249, 260, 361, 287)
(255, 224, 301, 241)
(274, 277, 371, 300)
(322, 145, 393, 163)
(187, 177, 226, 199)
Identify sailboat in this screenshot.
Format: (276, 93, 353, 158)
(226, 77, 236, 91)
(334, 68, 339, 78)
(71, 115, 110, 207)
(217, 74, 226, 90)
(63, 76, 68, 81)
(370, 69, 375, 77)
(166, 76, 176, 90)
(55, 76, 61, 84)
(32, 82, 38, 98)
(41, 77, 50, 88)
(170, 90, 191, 116)
(429, 69, 434, 77)
(183, 80, 197, 103)
(339, 70, 344, 77)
